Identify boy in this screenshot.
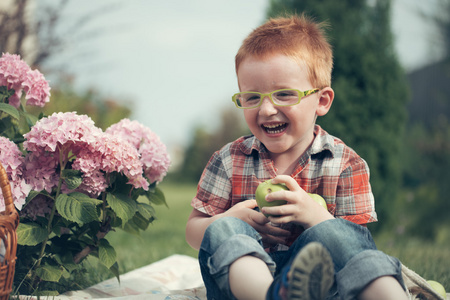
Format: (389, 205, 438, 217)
(186, 15, 408, 300)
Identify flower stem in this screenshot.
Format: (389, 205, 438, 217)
(101, 190, 107, 224)
(31, 148, 66, 288)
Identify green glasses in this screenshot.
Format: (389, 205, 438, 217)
(232, 88, 319, 109)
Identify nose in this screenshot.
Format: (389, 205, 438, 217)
(258, 95, 278, 116)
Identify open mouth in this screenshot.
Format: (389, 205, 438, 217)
(262, 123, 287, 134)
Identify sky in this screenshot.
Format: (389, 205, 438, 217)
(41, 0, 442, 163)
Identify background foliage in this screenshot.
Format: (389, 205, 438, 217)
(397, 0, 450, 242)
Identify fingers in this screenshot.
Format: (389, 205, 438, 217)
(262, 205, 295, 223)
(232, 199, 258, 210)
(241, 199, 258, 209)
(258, 222, 291, 247)
(261, 234, 288, 247)
(270, 175, 301, 192)
(257, 222, 291, 238)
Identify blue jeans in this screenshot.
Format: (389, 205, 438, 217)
(198, 217, 405, 300)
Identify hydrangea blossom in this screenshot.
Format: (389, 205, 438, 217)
(0, 53, 50, 107)
(0, 136, 31, 211)
(23, 112, 103, 193)
(23, 151, 60, 193)
(73, 133, 149, 196)
(22, 69, 51, 107)
(106, 119, 170, 184)
(23, 112, 149, 197)
(23, 111, 102, 153)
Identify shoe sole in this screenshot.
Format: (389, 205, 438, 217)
(287, 242, 334, 300)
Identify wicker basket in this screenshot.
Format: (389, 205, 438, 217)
(0, 162, 19, 300)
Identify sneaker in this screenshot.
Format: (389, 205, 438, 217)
(287, 242, 334, 300)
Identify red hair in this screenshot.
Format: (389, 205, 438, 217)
(235, 15, 333, 88)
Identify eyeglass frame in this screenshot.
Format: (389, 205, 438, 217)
(231, 88, 320, 109)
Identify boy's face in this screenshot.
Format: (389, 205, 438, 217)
(237, 54, 329, 158)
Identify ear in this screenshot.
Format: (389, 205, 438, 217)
(316, 87, 334, 116)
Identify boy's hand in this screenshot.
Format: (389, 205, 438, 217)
(223, 199, 291, 247)
(260, 175, 334, 228)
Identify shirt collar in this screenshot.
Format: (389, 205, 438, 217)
(309, 125, 335, 157)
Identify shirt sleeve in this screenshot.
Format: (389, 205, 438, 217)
(191, 150, 232, 216)
(334, 156, 378, 225)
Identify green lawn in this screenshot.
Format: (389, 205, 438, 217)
(87, 182, 449, 292)
(108, 182, 199, 269)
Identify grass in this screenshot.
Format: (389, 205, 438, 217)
(86, 182, 450, 292)
(375, 236, 450, 288)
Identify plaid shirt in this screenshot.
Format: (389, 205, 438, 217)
(192, 125, 377, 247)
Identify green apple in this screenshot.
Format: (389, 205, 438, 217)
(255, 180, 288, 216)
(308, 193, 328, 211)
(427, 280, 447, 299)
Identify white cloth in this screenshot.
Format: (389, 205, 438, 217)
(20, 254, 206, 300)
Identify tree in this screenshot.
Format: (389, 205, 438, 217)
(431, 0, 450, 60)
(0, 0, 131, 129)
(399, 0, 450, 241)
(267, 0, 410, 232)
(0, 0, 116, 69)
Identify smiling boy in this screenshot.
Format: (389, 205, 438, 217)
(186, 15, 408, 300)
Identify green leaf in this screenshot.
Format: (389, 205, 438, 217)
(110, 262, 120, 283)
(121, 221, 140, 236)
(17, 223, 48, 246)
(98, 239, 116, 269)
(147, 186, 167, 207)
(55, 193, 100, 225)
(106, 193, 137, 225)
(19, 110, 38, 127)
(54, 251, 78, 272)
(35, 263, 63, 282)
(132, 213, 151, 231)
(61, 169, 83, 190)
(0, 102, 20, 120)
(136, 202, 156, 220)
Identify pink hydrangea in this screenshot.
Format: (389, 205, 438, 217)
(23, 151, 60, 193)
(23, 111, 102, 153)
(23, 112, 103, 193)
(0, 52, 51, 108)
(73, 133, 149, 196)
(23, 112, 150, 197)
(106, 119, 170, 184)
(0, 136, 31, 211)
(22, 69, 51, 107)
(75, 169, 108, 197)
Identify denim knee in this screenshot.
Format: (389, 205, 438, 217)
(336, 250, 405, 299)
(293, 218, 377, 271)
(201, 217, 262, 252)
(199, 217, 275, 299)
(289, 219, 404, 298)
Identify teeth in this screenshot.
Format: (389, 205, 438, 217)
(264, 123, 284, 129)
(263, 123, 286, 134)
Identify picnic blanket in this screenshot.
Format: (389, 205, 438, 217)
(20, 254, 206, 300)
(18, 254, 449, 300)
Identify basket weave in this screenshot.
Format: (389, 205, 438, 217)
(0, 162, 19, 300)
